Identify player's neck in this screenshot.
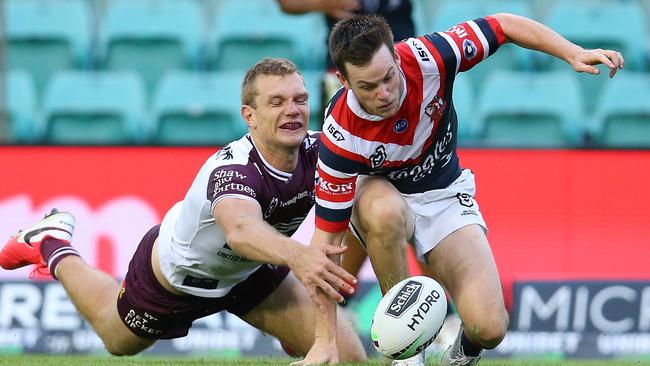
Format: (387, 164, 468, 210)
(253, 139, 299, 173)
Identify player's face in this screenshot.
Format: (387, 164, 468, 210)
(340, 44, 403, 119)
(245, 73, 310, 149)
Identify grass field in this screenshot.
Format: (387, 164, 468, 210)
(1, 356, 650, 366)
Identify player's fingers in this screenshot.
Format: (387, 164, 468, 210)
(602, 50, 622, 69)
(574, 62, 600, 75)
(322, 244, 347, 256)
(322, 270, 356, 295)
(594, 52, 616, 69)
(327, 261, 357, 286)
(618, 52, 625, 69)
(609, 66, 619, 78)
(316, 277, 345, 303)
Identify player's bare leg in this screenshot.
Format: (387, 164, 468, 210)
(425, 224, 509, 364)
(351, 176, 414, 294)
(340, 231, 366, 280)
(55, 257, 154, 355)
(240, 272, 366, 363)
(0, 209, 154, 355)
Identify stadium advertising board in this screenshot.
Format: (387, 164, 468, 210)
(0, 147, 649, 357)
(0, 281, 284, 355)
(493, 281, 650, 358)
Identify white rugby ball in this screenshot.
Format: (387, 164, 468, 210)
(371, 276, 447, 360)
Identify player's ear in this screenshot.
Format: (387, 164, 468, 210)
(241, 105, 256, 129)
(395, 51, 401, 66)
(335, 70, 350, 89)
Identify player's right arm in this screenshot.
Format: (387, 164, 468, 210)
(213, 197, 355, 304)
(491, 13, 624, 77)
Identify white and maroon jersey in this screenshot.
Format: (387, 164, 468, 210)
(316, 17, 505, 232)
(157, 132, 319, 297)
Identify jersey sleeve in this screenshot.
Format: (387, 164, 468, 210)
(314, 134, 358, 233)
(420, 16, 506, 75)
(207, 165, 259, 211)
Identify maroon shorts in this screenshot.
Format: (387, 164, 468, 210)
(116, 225, 290, 339)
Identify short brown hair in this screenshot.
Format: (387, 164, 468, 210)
(241, 58, 300, 108)
(328, 15, 395, 79)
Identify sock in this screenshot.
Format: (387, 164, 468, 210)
(40, 237, 80, 280)
(460, 330, 483, 357)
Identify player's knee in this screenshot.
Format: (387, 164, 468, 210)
(364, 199, 409, 237)
(103, 338, 145, 356)
(472, 309, 509, 349)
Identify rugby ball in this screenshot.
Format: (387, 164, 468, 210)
(370, 276, 447, 360)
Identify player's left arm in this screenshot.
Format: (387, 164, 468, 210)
(491, 13, 625, 78)
(291, 228, 348, 366)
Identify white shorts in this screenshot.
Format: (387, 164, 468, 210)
(351, 169, 487, 262)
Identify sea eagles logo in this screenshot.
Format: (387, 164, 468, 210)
(462, 39, 478, 60)
(386, 280, 422, 318)
(369, 145, 387, 170)
(425, 95, 446, 123)
(215, 145, 233, 160)
(393, 119, 408, 133)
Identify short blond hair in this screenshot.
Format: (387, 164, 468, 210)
(241, 58, 300, 108)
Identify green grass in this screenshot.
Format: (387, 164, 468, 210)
(0, 356, 650, 366)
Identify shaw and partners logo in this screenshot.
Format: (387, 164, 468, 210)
(386, 280, 422, 318)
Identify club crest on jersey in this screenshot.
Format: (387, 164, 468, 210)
(393, 119, 408, 133)
(425, 95, 446, 123)
(462, 39, 478, 60)
(369, 145, 387, 170)
(456, 193, 474, 207)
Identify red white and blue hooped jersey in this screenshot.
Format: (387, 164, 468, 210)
(315, 17, 506, 233)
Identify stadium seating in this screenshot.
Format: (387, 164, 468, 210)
(209, 0, 326, 72)
(151, 70, 247, 145)
(42, 71, 147, 145)
(301, 71, 325, 130)
(590, 72, 650, 147)
(99, 0, 204, 93)
(5, 0, 92, 98)
(544, 1, 648, 111)
(452, 74, 476, 145)
(3, 70, 41, 143)
(475, 70, 586, 147)
(430, 0, 536, 88)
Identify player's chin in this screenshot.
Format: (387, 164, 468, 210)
(277, 128, 307, 145)
(374, 105, 399, 119)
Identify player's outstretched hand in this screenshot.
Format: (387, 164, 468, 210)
(288, 244, 357, 305)
(570, 48, 625, 78)
(289, 337, 339, 366)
